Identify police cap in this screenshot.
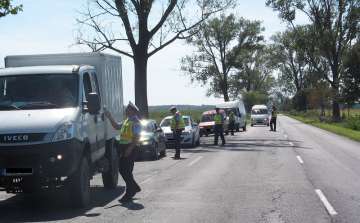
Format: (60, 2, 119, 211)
(127, 101, 139, 112)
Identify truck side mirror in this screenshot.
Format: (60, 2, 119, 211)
(86, 92, 101, 115)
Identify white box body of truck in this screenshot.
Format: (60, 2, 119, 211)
(216, 101, 247, 131)
(0, 52, 123, 207)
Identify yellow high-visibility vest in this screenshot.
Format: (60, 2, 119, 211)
(229, 113, 235, 121)
(272, 110, 278, 118)
(214, 114, 223, 125)
(119, 118, 140, 146)
(170, 112, 185, 130)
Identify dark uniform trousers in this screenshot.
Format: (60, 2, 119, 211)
(118, 143, 140, 195)
(229, 121, 235, 135)
(214, 124, 225, 145)
(173, 129, 183, 157)
(270, 117, 277, 131)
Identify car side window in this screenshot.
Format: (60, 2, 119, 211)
(153, 123, 157, 132)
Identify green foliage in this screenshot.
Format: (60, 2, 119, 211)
(291, 89, 310, 111)
(346, 114, 360, 131)
(181, 13, 266, 101)
(0, 0, 23, 18)
(241, 91, 269, 113)
(267, 0, 360, 119)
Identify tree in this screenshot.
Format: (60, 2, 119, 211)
(181, 13, 264, 102)
(266, 0, 360, 119)
(231, 45, 275, 97)
(0, 0, 23, 18)
(73, 0, 236, 119)
(241, 91, 269, 113)
(307, 82, 332, 116)
(269, 27, 310, 93)
(340, 40, 360, 116)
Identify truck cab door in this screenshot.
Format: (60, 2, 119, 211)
(82, 71, 105, 161)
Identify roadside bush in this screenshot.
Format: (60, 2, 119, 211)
(346, 114, 360, 131)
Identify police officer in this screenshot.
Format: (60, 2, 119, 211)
(228, 109, 235, 136)
(169, 106, 185, 159)
(214, 107, 226, 145)
(105, 101, 141, 203)
(269, 106, 278, 132)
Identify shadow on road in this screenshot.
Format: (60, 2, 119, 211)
(0, 185, 127, 222)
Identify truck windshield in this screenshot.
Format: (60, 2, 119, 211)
(0, 74, 78, 109)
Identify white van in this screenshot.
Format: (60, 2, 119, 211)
(216, 101, 247, 131)
(0, 52, 123, 207)
(250, 105, 270, 126)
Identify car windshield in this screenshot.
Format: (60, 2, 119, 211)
(201, 114, 215, 122)
(160, 117, 189, 127)
(252, 109, 268, 114)
(0, 74, 78, 109)
(141, 122, 152, 133)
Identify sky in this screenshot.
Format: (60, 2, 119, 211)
(0, 0, 300, 106)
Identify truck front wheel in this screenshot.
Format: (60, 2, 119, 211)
(102, 142, 119, 189)
(68, 157, 90, 207)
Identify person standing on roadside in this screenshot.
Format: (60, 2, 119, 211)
(169, 106, 185, 159)
(269, 106, 278, 132)
(214, 107, 226, 145)
(105, 101, 141, 203)
(228, 109, 235, 136)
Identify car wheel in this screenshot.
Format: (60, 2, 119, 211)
(68, 157, 90, 207)
(152, 144, 159, 160)
(191, 134, 196, 148)
(160, 142, 166, 157)
(195, 135, 200, 146)
(251, 124, 253, 127)
(236, 123, 240, 132)
(243, 125, 246, 131)
(102, 141, 119, 189)
(200, 130, 203, 137)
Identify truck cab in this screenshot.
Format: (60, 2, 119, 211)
(0, 52, 123, 207)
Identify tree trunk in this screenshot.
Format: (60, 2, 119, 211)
(133, 52, 149, 119)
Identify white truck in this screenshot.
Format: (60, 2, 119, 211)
(216, 101, 247, 131)
(250, 104, 270, 126)
(0, 52, 123, 207)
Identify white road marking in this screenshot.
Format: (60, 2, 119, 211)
(187, 156, 203, 166)
(315, 189, 338, 215)
(289, 142, 293, 146)
(297, 156, 304, 164)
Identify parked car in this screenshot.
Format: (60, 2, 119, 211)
(160, 115, 200, 148)
(199, 109, 229, 137)
(138, 119, 166, 160)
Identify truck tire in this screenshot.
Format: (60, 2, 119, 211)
(102, 141, 119, 189)
(68, 157, 90, 207)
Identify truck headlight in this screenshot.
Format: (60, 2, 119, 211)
(52, 121, 74, 142)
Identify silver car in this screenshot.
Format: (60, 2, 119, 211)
(160, 115, 200, 148)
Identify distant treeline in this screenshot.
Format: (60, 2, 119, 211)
(149, 105, 216, 111)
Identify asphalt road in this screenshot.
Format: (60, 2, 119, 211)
(1, 114, 359, 223)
